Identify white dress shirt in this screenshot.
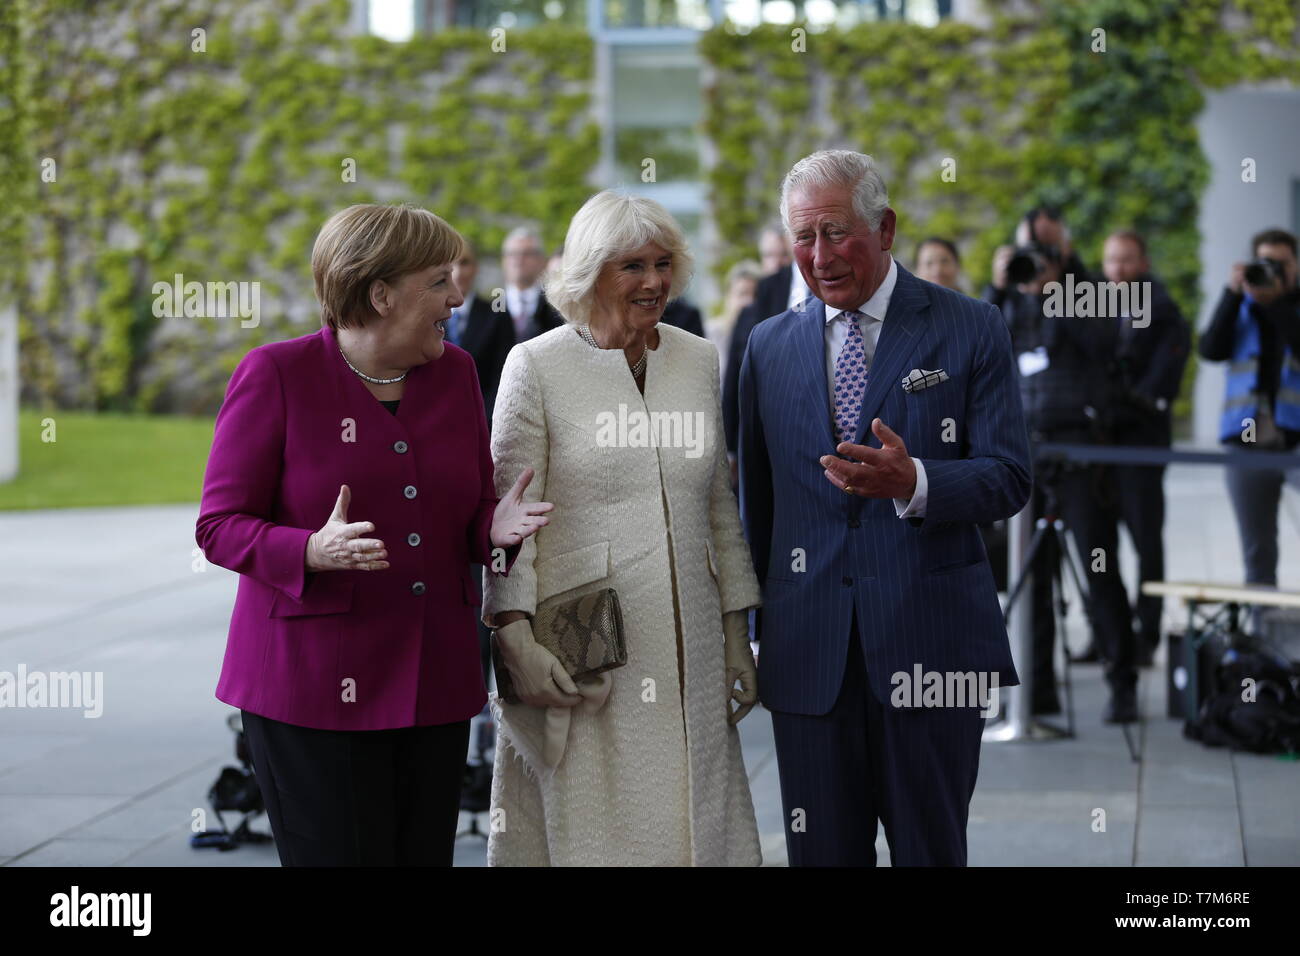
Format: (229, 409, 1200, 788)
(788, 262, 809, 311)
(505, 285, 540, 339)
(822, 256, 928, 518)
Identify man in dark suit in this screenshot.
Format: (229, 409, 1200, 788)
(724, 234, 810, 453)
(1100, 230, 1190, 665)
(450, 241, 516, 421)
(502, 227, 563, 341)
(740, 150, 1031, 866)
(660, 298, 705, 337)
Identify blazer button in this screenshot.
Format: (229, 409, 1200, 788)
(841, 576, 853, 586)
(848, 518, 860, 528)
(411, 581, 426, 595)
(394, 440, 409, 454)
(404, 485, 417, 499)
(407, 532, 421, 546)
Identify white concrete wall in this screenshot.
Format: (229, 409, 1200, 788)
(0, 304, 16, 483)
(1193, 85, 1300, 446)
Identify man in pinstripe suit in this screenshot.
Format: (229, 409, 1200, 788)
(738, 151, 1032, 866)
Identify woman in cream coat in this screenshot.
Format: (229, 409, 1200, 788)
(483, 191, 763, 866)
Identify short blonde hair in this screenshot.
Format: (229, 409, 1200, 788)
(312, 203, 464, 330)
(545, 190, 694, 326)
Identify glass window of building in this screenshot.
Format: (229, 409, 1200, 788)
(611, 44, 702, 185)
(724, 0, 949, 29)
(367, 0, 585, 33)
(602, 1, 714, 29)
(368, 0, 416, 40)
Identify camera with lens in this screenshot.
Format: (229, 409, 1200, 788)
(1008, 241, 1063, 285)
(1243, 257, 1284, 288)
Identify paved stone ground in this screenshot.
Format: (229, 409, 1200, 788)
(1, 463, 1297, 867)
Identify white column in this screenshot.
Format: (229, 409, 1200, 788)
(0, 303, 17, 483)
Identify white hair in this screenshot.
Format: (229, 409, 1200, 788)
(779, 150, 890, 233)
(545, 190, 695, 326)
(502, 226, 544, 253)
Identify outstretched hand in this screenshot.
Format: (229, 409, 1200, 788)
(307, 484, 388, 571)
(491, 467, 554, 549)
(819, 418, 916, 499)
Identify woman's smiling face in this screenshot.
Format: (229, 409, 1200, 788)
(591, 242, 672, 334)
(371, 261, 463, 365)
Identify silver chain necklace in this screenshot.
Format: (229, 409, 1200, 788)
(577, 325, 648, 378)
(339, 346, 408, 385)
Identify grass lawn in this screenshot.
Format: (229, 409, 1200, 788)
(0, 410, 214, 510)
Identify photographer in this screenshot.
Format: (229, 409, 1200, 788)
(1198, 228, 1300, 589)
(986, 207, 1138, 723)
(1101, 230, 1191, 665)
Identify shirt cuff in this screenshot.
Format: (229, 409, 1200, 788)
(893, 458, 927, 518)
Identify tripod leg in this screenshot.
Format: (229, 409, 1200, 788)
(1051, 527, 1076, 738)
(1002, 522, 1054, 621)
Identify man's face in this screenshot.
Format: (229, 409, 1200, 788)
(787, 183, 896, 311)
(451, 249, 478, 298)
(503, 235, 544, 288)
(1255, 241, 1298, 289)
(758, 229, 792, 275)
(1102, 236, 1147, 284)
(1028, 212, 1068, 255)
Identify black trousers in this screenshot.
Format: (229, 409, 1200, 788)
(1114, 462, 1166, 646)
(1031, 461, 1136, 695)
(770, 621, 986, 866)
(241, 710, 469, 866)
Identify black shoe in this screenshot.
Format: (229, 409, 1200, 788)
(1070, 643, 1101, 664)
(1032, 692, 1062, 715)
(1103, 688, 1138, 724)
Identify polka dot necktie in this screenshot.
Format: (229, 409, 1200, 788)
(833, 310, 868, 445)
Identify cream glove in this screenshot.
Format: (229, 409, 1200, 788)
(494, 618, 582, 709)
(495, 619, 616, 768)
(723, 609, 758, 725)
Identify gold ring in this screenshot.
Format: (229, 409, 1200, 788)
(843, 484, 855, 496)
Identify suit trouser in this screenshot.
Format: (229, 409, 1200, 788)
(241, 710, 469, 866)
(1114, 463, 1167, 645)
(1224, 461, 1292, 587)
(1035, 461, 1136, 694)
(768, 619, 986, 866)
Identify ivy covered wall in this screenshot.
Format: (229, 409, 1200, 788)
(9, 0, 597, 413)
(701, 0, 1300, 349)
(8, 0, 1298, 417)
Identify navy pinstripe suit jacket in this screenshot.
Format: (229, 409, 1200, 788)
(738, 263, 1032, 715)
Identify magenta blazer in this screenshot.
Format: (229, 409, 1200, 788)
(197, 325, 514, 731)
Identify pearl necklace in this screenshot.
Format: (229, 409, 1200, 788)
(577, 325, 648, 378)
(339, 346, 408, 384)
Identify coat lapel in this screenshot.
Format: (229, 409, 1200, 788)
(459, 298, 492, 355)
(852, 265, 930, 445)
(792, 299, 838, 451)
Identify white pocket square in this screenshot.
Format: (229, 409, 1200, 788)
(901, 368, 949, 393)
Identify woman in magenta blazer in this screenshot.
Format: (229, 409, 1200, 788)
(196, 203, 550, 866)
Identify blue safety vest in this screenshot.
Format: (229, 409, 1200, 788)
(1218, 297, 1300, 441)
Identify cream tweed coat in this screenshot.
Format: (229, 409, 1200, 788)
(482, 322, 763, 866)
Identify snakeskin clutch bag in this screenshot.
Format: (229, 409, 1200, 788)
(492, 588, 627, 704)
